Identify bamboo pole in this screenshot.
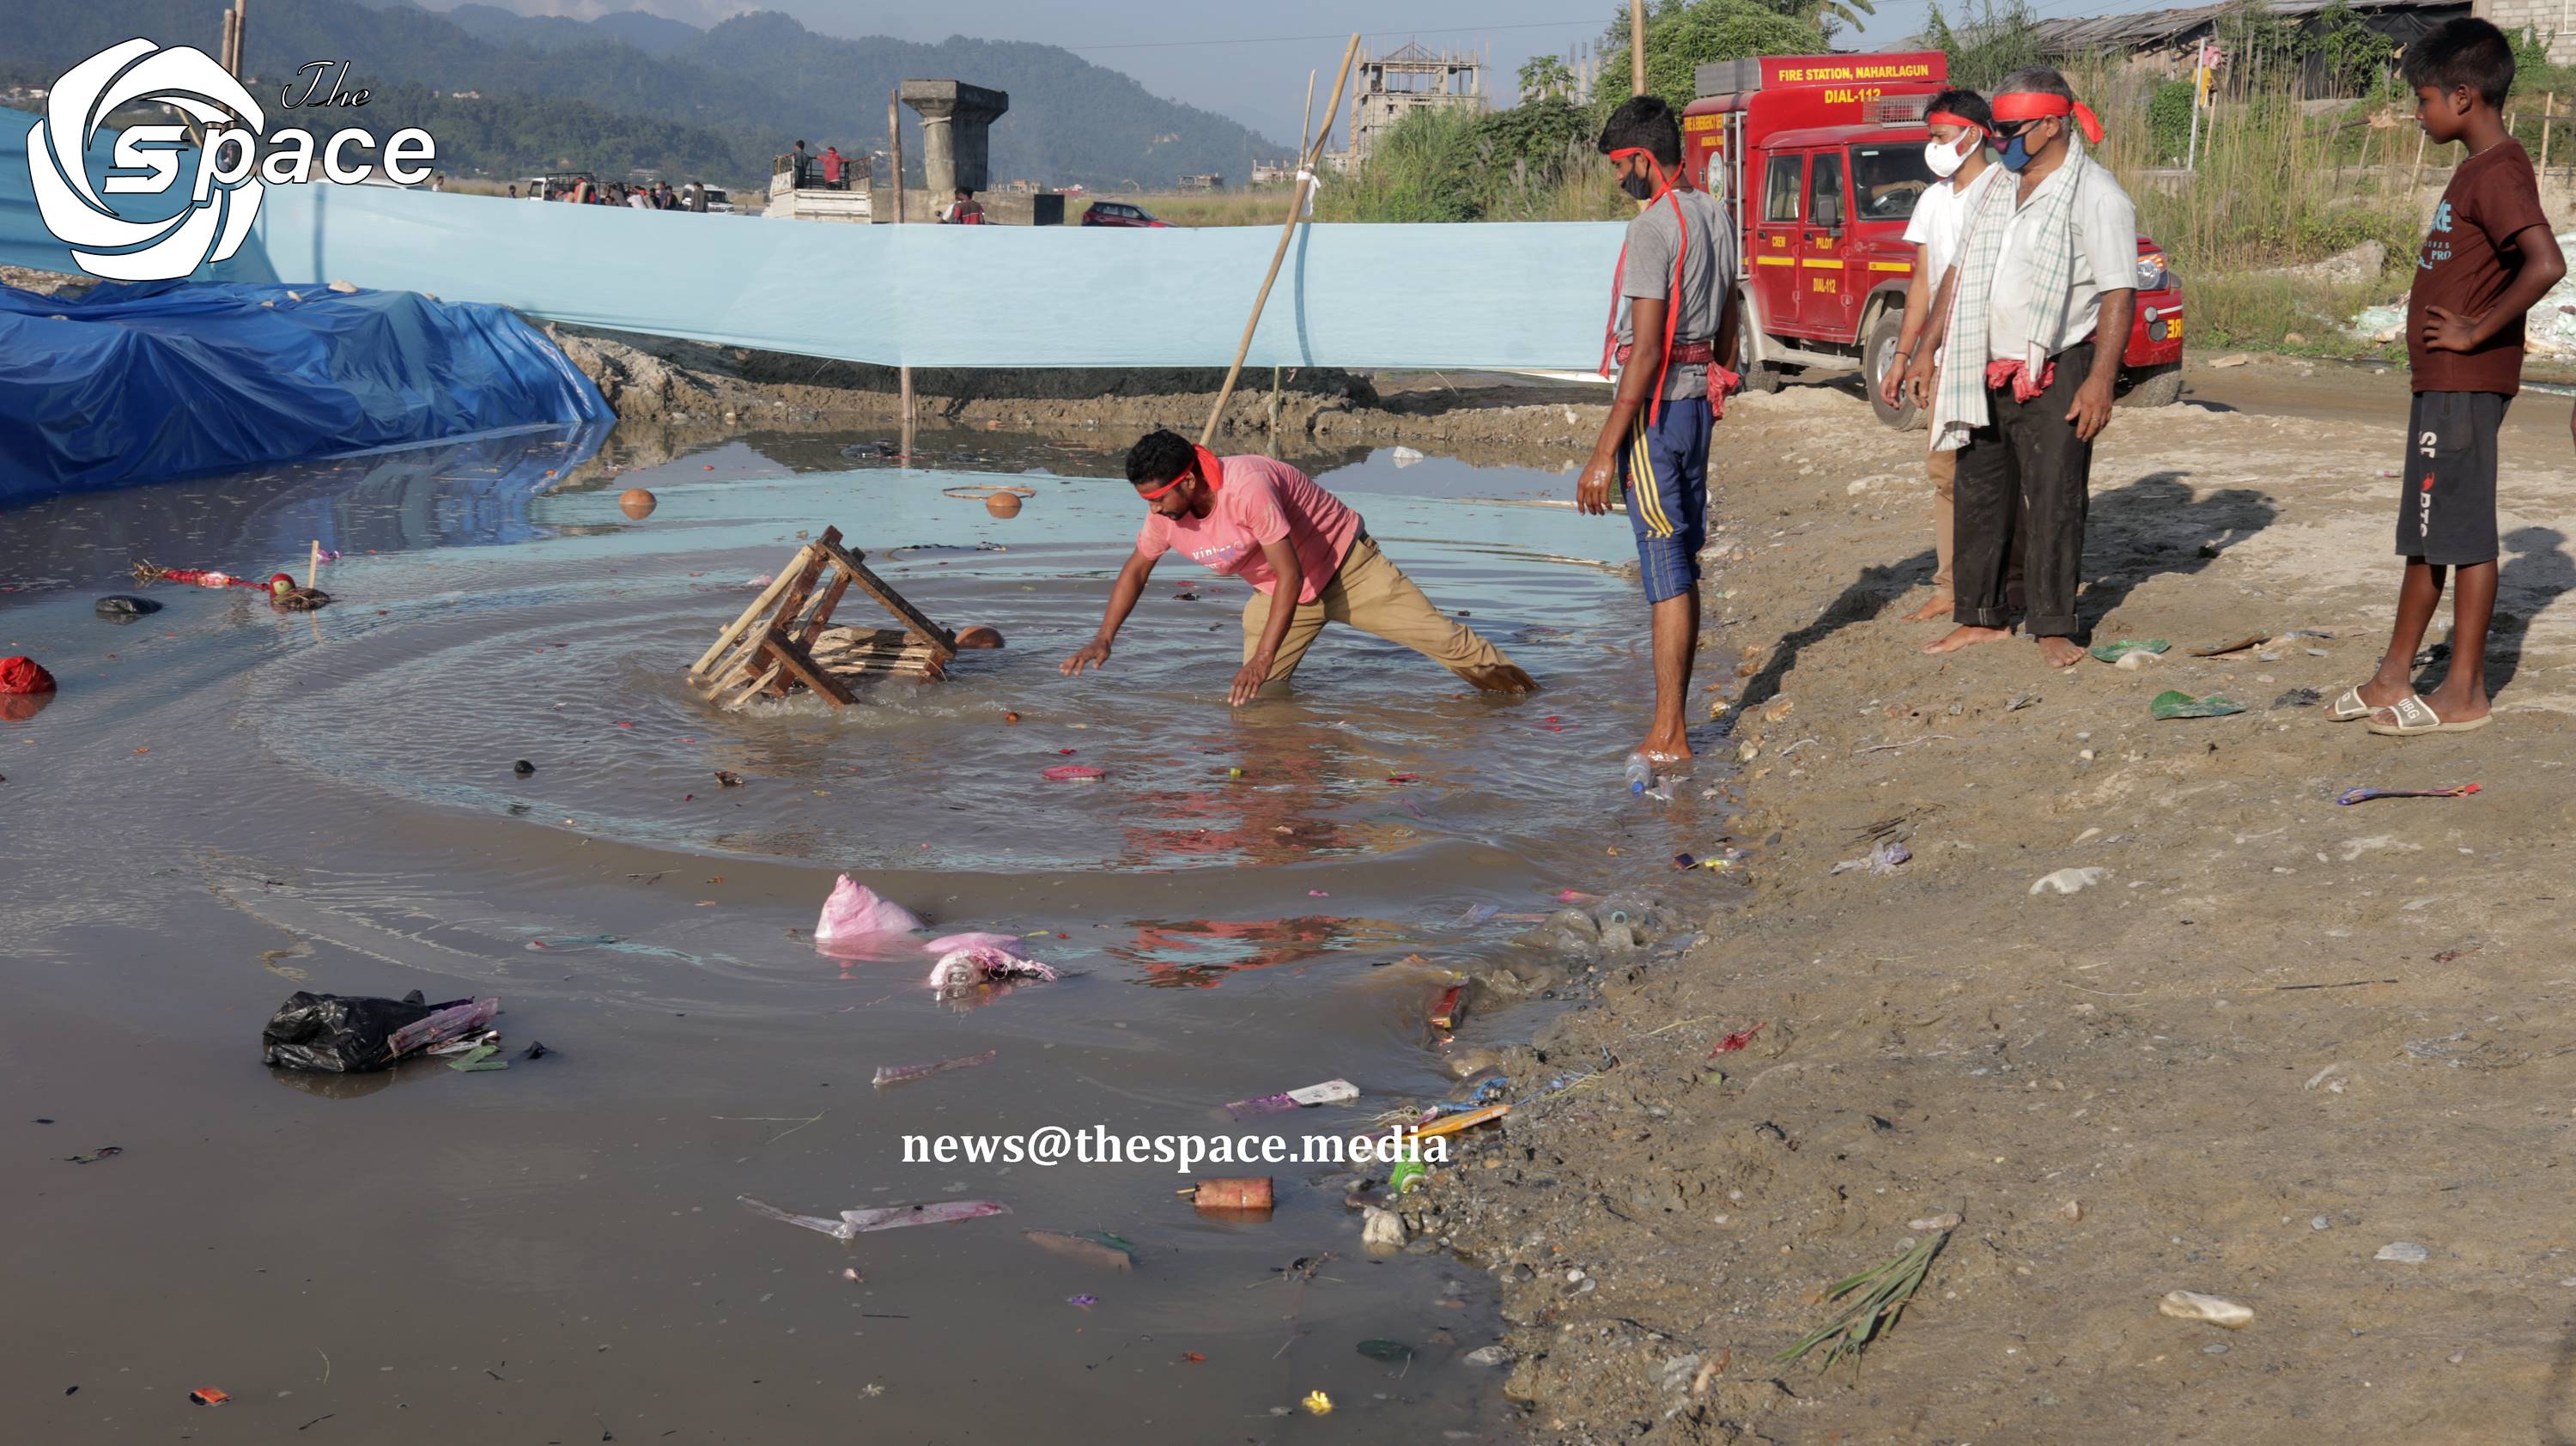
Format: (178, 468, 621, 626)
(1197, 35, 1361, 447)
(2545, 94, 2555, 177)
(691, 549, 813, 678)
(1629, 0, 1648, 96)
(889, 88, 912, 456)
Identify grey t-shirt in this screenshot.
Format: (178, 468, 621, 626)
(1616, 186, 1735, 400)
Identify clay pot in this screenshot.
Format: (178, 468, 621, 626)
(619, 488, 658, 519)
(984, 491, 1023, 519)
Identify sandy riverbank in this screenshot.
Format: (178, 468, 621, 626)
(1405, 356, 2576, 1443)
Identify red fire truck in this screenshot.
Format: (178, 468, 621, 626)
(1681, 52, 2184, 428)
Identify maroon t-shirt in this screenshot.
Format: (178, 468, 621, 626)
(2409, 139, 2550, 395)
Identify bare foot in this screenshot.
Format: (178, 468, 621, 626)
(2417, 683, 2491, 724)
(1923, 625, 2011, 655)
(1638, 732, 1692, 766)
(2036, 636, 2086, 670)
(1899, 593, 1954, 623)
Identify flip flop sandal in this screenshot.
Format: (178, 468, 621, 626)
(2365, 695, 2494, 737)
(2327, 686, 2377, 722)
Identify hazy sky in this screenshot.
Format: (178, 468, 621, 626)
(457, 1, 2162, 143)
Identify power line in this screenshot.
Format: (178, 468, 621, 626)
(1066, 18, 1607, 52)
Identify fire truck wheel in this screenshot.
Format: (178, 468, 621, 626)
(1862, 307, 1920, 430)
(1734, 321, 1783, 395)
(2117, 362, 2185, 409)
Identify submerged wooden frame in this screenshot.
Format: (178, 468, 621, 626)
(688, 526, 957, 708)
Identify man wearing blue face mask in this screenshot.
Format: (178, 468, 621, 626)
(1900, 68, 2138, 671)
(1880, 88, 2010, 623)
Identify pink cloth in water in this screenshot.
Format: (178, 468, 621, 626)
(814, 875, 924, 951)
(1132, 454, 1359, 604)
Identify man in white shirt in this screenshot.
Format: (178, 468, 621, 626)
(1901, 68, 2138, 671)
(1880, 88, 2008, 623)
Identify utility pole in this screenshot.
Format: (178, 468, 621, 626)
(889, 87, 911, 458)
(1630, 0, 1647, 96)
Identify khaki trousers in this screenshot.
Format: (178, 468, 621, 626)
(1241, 537, 1517, 684)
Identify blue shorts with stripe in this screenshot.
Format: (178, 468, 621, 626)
(1618, 397, 1712, 604)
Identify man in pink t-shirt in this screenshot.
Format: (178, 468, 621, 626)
(1063, 429, 1535, 705)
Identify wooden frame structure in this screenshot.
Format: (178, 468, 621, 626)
(688, 526, 957, 708)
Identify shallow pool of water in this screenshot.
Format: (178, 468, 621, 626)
(0, 423, 1736, 1443)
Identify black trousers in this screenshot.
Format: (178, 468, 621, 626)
(1953, 341, 2093, 638)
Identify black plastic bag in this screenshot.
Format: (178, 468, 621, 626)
(262, 989, 463, 1073)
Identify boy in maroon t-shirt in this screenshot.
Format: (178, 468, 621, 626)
(2338, 19, 2565, 736)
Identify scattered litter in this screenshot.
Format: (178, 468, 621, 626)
(1302, 1389, 1334, 1415)
(1388, 1160, 1427, 1194)
(1450, 902, 1500, 928)
(740, 1194, 1012, 1241)
(1777, 1227, 1949, 1367)
(0, 656, 58, 694)
(1024, 1229, 1138, 1270)
(1181, 1176, 1274, 1212)
(2209, 353, 2251, 368)
(1909, 1211, 1963, 1231)
(2005, 691, 2038, 712)
(93, 594, 161, 623)
(2088, 639, 2169, 664)
(1225, 1079, 1359, 1118)
(1042, 764, 1106, 782)
(522, 1041, 550, 1060)
(2272, 687, 2323, 708)
(1830, 841, 1910, 876)
(1357, 1339, 1416, 1362)
(1388, 446, 1425, 466)
(1410, 1102, 1508, 1139)
(1429, 984, 1466, 1030)
(2377, 1241, 2430, 1264)
(2159, 1291, 2253, 1328)
(813, 876, 925, 955)
(2190, 634, 2269, 657)
(2303, 1063, 2348, 1092)
(714, 770, 744, 787)
(872, 1049, 999, 1086)
(513, 759, 536, 775)
(1711, 1023, 1767, 1054)
(1067, 1294, 1097, 1307)
(2030, 866, 2109, 896)
(926, 946, 1058, 992)
(1856, 734, 1954, 755)
(63, 1145, 123, 1164)
(2337, 783, 2480, 805)
(189, 1388, 233, 1407)
(2151, 690, 2246, 720)
(1464, 1345, 1511, 1367)
(445, 1043, 509, 1072)
(263, 991, 499, 1073)
(1363, 1206, 1406, 1250)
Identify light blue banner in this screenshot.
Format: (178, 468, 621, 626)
(5, 125, 1629, 370)
(229, 185, 1626, 370)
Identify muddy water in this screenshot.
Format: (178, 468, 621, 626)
(0, 425, 1732, 1443)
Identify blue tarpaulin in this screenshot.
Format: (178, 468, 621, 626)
(0, 279, 611, 504)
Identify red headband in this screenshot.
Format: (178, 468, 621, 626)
(1924, 110, 1983, 133)
(1990, 91, 2104, 145)
(1139, 446, 1227, 501)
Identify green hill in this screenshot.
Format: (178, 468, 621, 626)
(2, 0, 1281, 190)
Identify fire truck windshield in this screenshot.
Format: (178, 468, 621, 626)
(1849, 143, 1937, 224)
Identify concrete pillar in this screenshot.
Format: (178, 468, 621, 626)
(899, 80, 1010, 196)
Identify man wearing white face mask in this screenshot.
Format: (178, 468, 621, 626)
(1880, 88, 2012, 623)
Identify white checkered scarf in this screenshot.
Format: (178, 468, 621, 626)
(1929, 142, 2111, 453)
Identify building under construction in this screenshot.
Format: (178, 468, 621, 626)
(1341, 42, 1485, 169)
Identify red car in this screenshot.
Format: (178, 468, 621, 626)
(1080, 201, 1173, 228)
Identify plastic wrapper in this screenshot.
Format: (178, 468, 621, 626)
(811, 875, 926, 957)
(926, 945, 1058, 992)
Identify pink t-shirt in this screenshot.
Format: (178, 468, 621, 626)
(1133, 454, 1361, 604)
